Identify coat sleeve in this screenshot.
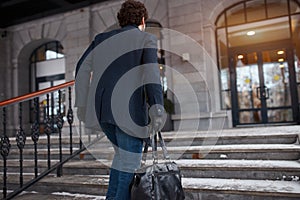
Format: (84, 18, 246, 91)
(74, 41, 94, 108)
(143, 34, 164, 109)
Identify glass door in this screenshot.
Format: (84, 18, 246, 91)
(233, 51, 264, 124)
(261, 49, 293, 123)
(230, 42, 299, 126)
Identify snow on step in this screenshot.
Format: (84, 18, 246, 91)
(182, 178, 300, 197)
(64, 159, 300, 171)
(13, 191, 106, 200)
(176, 159, 300, 170)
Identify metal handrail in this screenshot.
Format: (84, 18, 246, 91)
(0, 79, 101, 200)
(0, 80, 75, 107)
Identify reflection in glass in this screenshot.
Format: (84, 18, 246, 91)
(221, 69, 231, 109)
(239, 111, 261, 123)
(295, 55, 300, 105)
(267, 0, 288, 18)
(262, 50, 291, 108)
(290, 0, 300, 14)
(268, 109, 293, 122)
(227, 3, 245, 26)
(246, 0, 266, 22)
(235, 52, 261, 124)
(228, 17, 290, 48)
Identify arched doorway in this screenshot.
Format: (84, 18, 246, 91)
(216, 0, 300, 126)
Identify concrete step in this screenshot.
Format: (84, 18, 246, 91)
(1, 173, 109, 197)
(13, 192, 106, 200)
(61, 159, 300, 181)
(162, 130, 299, 145)
(2, 125, 299, 199)
(183, 178, 300, 200)
(9, 129, 299, 150)
(4, 174, 300, 200)
(6, 143, 300, 161)
(3, 158, 300, 181)
(79, 143, 300, 160)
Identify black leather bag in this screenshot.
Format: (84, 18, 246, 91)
(130, 131, 185, 200)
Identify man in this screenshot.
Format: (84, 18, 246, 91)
(74, 0, 165, 199)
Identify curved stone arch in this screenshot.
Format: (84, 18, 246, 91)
(12, 19, 67, 61)
(17, 39, 54, 95)
(14, 19, 67, 96)
(46, 20, 68, 49)
(207, 0, 242, 25)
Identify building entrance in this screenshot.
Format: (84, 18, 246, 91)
(230, 41, 299, 126)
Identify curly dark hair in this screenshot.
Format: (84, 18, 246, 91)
(117, 0, 149, 27)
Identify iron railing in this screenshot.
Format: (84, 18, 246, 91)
(0, 80, 101, 199)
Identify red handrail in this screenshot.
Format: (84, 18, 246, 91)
(0, 80, 75, 107)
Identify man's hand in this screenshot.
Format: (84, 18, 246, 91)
(149, 104, 166, 132)
(77, 107, 86, 122)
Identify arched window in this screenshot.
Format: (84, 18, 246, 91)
(216, 0, 300, 126)
(30, 41, 65, 91)
(30, 41, 66, 126)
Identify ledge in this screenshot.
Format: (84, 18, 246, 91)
(172, 111, 228, 120)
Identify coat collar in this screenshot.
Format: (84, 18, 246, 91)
(122, 24, 139, 31)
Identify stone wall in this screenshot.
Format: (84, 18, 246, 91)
(0, 0, 239, 134)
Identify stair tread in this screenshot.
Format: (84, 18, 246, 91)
(2, 125, 300, 199)
(84, 143, 300, 153)
(46, 175, 300, 196)
(176, 159, 300, 169)
(2, 159, 300, 172)
(7, 143, 300, 155)
(13, 192, 105, 200)
(8, 125, 300, 144)
(62, 159, 300, 170)
(10, 174, 300, 197)
(182, 178, 300, 196)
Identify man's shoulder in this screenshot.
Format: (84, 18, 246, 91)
(92, 26, 157, 46)
(94, 29, 120, 43)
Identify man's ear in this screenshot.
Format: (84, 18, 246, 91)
(139, 17, 146, 31)
(141, 17, 145, 26)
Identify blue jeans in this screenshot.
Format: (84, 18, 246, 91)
(100, 123, 143, 200)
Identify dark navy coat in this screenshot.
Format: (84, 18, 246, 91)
(75, 25, 163, 138)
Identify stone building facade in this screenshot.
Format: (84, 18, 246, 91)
(1, 0, 299, 134)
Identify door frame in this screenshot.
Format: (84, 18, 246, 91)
(229, 40, 299, 126)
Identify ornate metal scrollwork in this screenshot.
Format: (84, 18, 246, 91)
(44, 117, 52, 135)
(67, 109, 74, 125)
(56, 113, 64, 130)
(16, 128, 26, 149)
(31, 121, 40, 142)
(0, 135, 11, 158)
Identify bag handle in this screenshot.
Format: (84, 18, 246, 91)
(141, 130, 170, 166)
